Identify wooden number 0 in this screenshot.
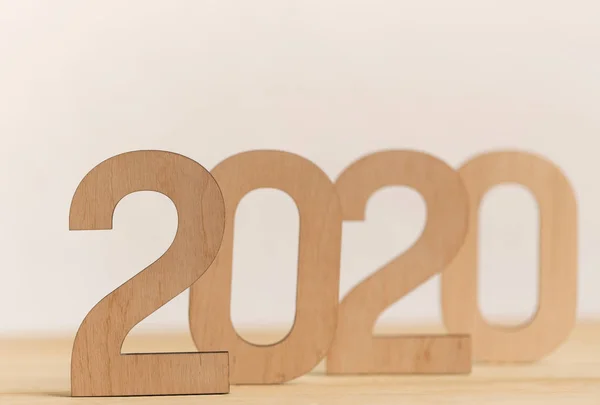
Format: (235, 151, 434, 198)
(69, 151, 229, 397)
(326, 151, 472, 374)
(189, 150, 343, 384)
(441, 151, 578, 362)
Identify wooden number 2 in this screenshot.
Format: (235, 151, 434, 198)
(441, 151, 578, 362)
(189, 150, 343, 384)
(326, 150, 472, 375)
(69, 151, 229, 397)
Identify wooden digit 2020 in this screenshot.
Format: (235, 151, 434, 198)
(189, 150, 343, 384)
(68, 148, 578, 396)
(326, 151, 472, 375)
(69, 151, 229, 397)
(441, 151, 578, 362)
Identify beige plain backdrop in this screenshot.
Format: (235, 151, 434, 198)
(0, 0, 597, 335)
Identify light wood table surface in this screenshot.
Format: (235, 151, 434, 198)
(1, 324, 599, 404)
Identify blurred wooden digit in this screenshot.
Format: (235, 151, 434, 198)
(189, 150, 343, 384)
(441, 151, 577, 362)
(326, 151, 472, 375)
(69, 151, 229, 397)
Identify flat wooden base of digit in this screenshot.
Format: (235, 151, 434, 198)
(2, 324, 600, 404)
(327, 335, 472, 375)
(71, 352, 229, 397)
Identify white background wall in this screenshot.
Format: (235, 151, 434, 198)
(0, 0, 598, 336)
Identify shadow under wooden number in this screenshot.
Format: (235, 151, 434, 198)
(441, 151, 578, 363)
(326, 150, 472, 375)
(189, 150, 343, 384)
(69, 150, 229, 397)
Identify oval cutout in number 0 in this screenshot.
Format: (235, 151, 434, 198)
(441, 151, 578, 362)
(326, 150, 472, 375)
(189, 150, 343, 384)
(69, 150, 229, 397)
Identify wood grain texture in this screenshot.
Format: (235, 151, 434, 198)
(326, 150, 472, 375)
(2, 324, 600, 404)
(69, 150, 229, 397)
(441, 151, 578, 362)
(189, 150, 343, 384)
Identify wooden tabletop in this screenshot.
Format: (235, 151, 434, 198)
(1, 324, 600, 404)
